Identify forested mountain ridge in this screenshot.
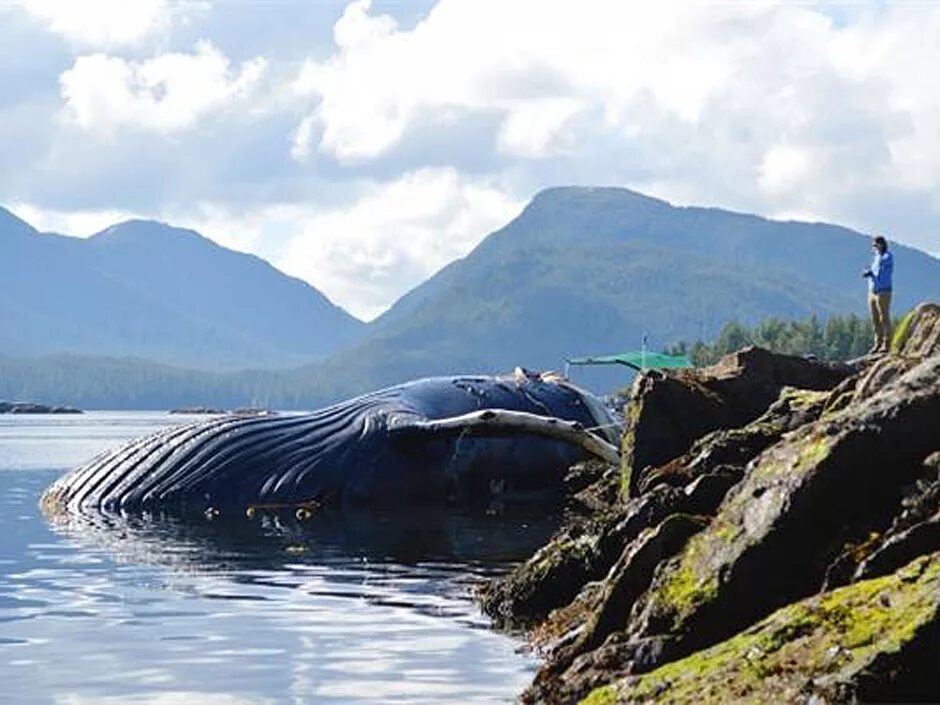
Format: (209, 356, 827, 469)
(3, 187, 939, 407)
(0, 209, 364, 369)
(317, 186, 940, 391)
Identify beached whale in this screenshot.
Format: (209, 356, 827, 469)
(41, 372, 620, 518)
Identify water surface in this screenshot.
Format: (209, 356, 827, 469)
(0, 412, 555, 704)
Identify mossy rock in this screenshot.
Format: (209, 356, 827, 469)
(625, 356, 940, 669)
(638, 386, 827, 494)
(581, 551, 940, 704)
(892, 301, 940, 357)
(567, 514, 709, 662)
(478, 515, 614, 627)
(479, 486, 687, 626)
(621, 349, 850, 498)
(853, 355, 919, 402)
(890, 308, 917, 353)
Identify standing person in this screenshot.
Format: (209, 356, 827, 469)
(863, 235, 894, 354)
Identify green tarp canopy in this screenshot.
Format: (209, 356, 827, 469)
(565, 352, 692, 372)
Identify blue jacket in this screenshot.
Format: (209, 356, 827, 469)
(866, 251, 894, 293)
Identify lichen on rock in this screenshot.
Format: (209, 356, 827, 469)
(892, 301, 940, 357)
(477, 302, 940, 705)
(623, 355, 940, 672)
(582, 551, 940, 704)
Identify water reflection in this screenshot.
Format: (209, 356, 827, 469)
(45, 504, 558, 620)
(3, 467, 557, 705)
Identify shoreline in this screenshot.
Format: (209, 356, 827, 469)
(479, 302, 940, 704)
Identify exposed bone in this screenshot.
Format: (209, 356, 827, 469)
(389, 409, 621, 465)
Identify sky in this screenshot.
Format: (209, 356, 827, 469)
(3, 0, 940, 320)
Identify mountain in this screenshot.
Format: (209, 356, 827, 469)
(3, 187, 939, 408)
(0, 209, 364, 369)
(303, 187, 940, 394)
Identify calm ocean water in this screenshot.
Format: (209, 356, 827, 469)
(0, 412, 556, 705)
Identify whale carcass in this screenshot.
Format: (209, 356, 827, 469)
(41, 372, 620, 517)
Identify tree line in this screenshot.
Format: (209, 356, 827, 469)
(665, 312, 875, 367)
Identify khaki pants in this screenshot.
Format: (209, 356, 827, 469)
(868, 291, 892, 350)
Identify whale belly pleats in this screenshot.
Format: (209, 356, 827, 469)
(41, 375, 620, 516)
(45, 392, 398, 515)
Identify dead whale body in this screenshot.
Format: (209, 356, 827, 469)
(42, 373, 619, 517)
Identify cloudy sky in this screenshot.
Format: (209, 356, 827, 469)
(3, 0, 940, 320)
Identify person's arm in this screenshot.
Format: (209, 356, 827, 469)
(882, 253, 893, 280)
(863, 252, 878, 279)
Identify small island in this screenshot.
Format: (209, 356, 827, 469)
(0, 400, 82, 414)
(169, 406, 274, 416)
(169, 406, 227, 415)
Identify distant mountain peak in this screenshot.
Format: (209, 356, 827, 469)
(0, 208, 364, 369)
(530, 185, 673, 208)
(94, 218, 203, 240)
(0, 206, 38, 238)
(90, 219, 222, 254)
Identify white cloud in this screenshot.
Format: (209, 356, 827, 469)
(759, 145, 815, 197)
(281, 0, 940, 257)
(7, 0, 940, 320)
(497, 98, 583, 158)
(290, 1, 742, 163)
(7, 202, 139, 236)
(16, 0, 201, 47)
(177, 168, 522, 320)
(59, 42, 267, 135)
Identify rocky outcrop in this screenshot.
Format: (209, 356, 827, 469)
(622, 356, 939, 670)
(622, 347, 851, 497)
(582, 551, 940, 705)
(892, 301, 940, 357)
(478, 301, 940, 705)
(478, 484, 688, 627)
(847, 452, 940, 584)
(637, 386, 828, 494)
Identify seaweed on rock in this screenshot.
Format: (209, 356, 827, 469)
(582, 551, 940, 704)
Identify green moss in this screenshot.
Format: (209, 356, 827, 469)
(890, 309, 916, 353)
(821, 389, 855, 419)
(646, 430, 836, 634)
(656, 537, 720, 624)
(620, 398, 644, 497)
(580, 685, 617, 705)
(777, 387, 828, 410)
(609, 553, 940, 704)
(795, 434, 832, 470)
